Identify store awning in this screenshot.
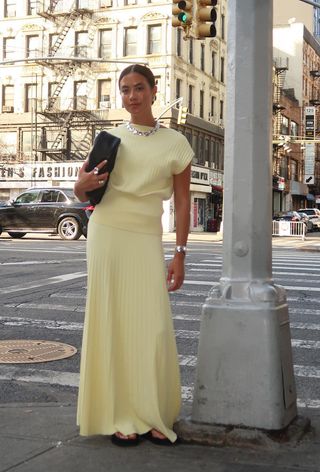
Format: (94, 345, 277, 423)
(306, 193, 315, 201)
(211, 185, 223, 193)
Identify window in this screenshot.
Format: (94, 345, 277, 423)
(177, 29, 182, 57)
(41, 190, 59, 203)
(25, 84, 36, 112)
(2, 85, 14, 111)
(220, 57, 225, 83)
(176, 79, 182, 100)
(210, 96, 216, 117)
(212, 51, 216, 77)
(189, 38, 194, 64)
(220, 100, 224, 120)
(290, 120, 298, 137)
(49, 34, 59, 55)
(3, 37, 15, 60)
(74, 81, 87, 109)
(188, 85, 193, 114)
(200, 44, 205, 71)
(124, 0, 136, 4)
(291, 159, 298, 181)
(148, 25, 161, 54)
(99, 29, 112, 58)
(4, 0, 15, 17)
(0, 131, 16, 156)
(75, 31, 88, 57)
(15, 190, 39, 204)
(124, 27, 137, 56)
(27, 0, 37, 15)
(26, 35, 39, 58)
(281, 116, 289, 135)
(48, 82, 59, 109)
(98, 79, 111, 107)
(200, 90, 204, 118)
(221, 14, 225, 40)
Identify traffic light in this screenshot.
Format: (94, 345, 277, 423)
(178, 106, 188, 124)
(196, 0, 218, 38)
(172, 0, 193, 28)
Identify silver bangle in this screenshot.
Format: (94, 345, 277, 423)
(175, 245, 187, 255)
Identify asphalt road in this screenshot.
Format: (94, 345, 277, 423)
(0, 235, 319, 412)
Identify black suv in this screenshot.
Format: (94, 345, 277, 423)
(0, 187, 93, 240)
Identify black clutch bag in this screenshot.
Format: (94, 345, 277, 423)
(86, 130, 121, 205)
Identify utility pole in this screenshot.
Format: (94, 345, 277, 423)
(190, 0, 297, 430)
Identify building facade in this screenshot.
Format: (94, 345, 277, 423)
(273, 22, 320, 209)
(0, 0, 227, 232)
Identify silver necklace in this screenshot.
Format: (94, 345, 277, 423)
(126, 120, 160, 137)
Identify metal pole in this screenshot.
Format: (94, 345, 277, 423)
(299, 0, 320, 9)
(191, 0, 297, 430)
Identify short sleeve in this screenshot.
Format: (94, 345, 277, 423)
(171, 133, 194, 175)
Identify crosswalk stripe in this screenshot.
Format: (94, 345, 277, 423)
(0, 272, 86, 295)
(3, 312, 320, 333)
(0, 364, 319, 408)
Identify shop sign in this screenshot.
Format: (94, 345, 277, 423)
(209, 170, 223, 187)
(273, 176, 285, 190)
(279, 220, 291, 236)
(191, 166, 210, 186)
(0, 162, 82, 182)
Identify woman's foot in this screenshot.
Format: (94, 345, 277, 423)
(143, 429, 177, 446)
(111, 432, 140, 447)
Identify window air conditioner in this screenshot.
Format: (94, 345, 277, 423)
(2, 105, 14, 113)
(99, 101, 111, 109)
(101, 0, 112, 7)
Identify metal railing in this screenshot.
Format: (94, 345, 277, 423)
(272, 220, 306, 241)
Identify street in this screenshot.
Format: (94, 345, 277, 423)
(0, 236, 319, 412)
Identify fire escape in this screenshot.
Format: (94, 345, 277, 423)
(37, 0, 98, 161)
(273, 58, 288, 179)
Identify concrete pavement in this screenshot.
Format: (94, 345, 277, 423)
(1, 232, 320, 471)
(1, 402, 319, 472)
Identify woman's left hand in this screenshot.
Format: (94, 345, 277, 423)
(167, 254, 185, 292)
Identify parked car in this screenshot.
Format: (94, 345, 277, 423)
(273, 211, 302, 222)
(273, 211, 309, 234)
(0, 187, 92, 240)
(297, 208, 320, 231)
(297, 211, 314, 232)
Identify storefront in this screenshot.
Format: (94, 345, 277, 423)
(272, 175, 285, 214)
(0, 162, 81, 200)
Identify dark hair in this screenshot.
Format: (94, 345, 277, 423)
(118, 64, 156, 89)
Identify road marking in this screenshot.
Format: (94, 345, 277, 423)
(181, 387, 320, 409)
(183, 280, 320, 292)
(0, 364, 319, 408)
(0, 272, 86, 295)
(0, 259, 86, 266)
(0, 248, 86, 254)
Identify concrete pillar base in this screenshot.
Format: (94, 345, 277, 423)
(191, 283, 297, 430)
(174, 415, 311, 448)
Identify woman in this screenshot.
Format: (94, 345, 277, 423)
(75, 64, 193, 446)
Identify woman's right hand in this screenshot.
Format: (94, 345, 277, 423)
(74, 160, 109, 202)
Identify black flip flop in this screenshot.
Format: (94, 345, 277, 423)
(111, 433, 140, 447)
(142, 431, 179, 446)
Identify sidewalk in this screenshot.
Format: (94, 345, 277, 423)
(1, 402, 319, 471)
(163, 231, 320, 251)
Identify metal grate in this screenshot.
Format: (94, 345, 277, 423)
(0, 340, 77, 364)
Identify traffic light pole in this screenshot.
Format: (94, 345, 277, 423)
(184, 0, 298, 433)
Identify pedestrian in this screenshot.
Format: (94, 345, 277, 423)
(74, 64, 194, 446)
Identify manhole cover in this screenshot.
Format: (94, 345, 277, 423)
(0, 340, 77, 364)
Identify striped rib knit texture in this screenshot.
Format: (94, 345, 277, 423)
(77, 125, 194, 442)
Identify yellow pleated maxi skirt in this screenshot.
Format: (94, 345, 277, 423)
(77, 220, 181, 442)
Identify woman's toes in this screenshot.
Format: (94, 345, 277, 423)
(151, 429, 167, 439)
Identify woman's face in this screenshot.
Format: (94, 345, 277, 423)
(119, 72, 157, 119)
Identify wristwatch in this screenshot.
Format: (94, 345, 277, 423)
(175, 245, 187, 255)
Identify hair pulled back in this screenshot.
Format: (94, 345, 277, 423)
(118, 64, 156, 89)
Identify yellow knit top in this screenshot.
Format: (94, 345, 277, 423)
(90, 124, 194, 234)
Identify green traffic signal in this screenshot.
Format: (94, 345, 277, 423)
(178, 11, 188, 23)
